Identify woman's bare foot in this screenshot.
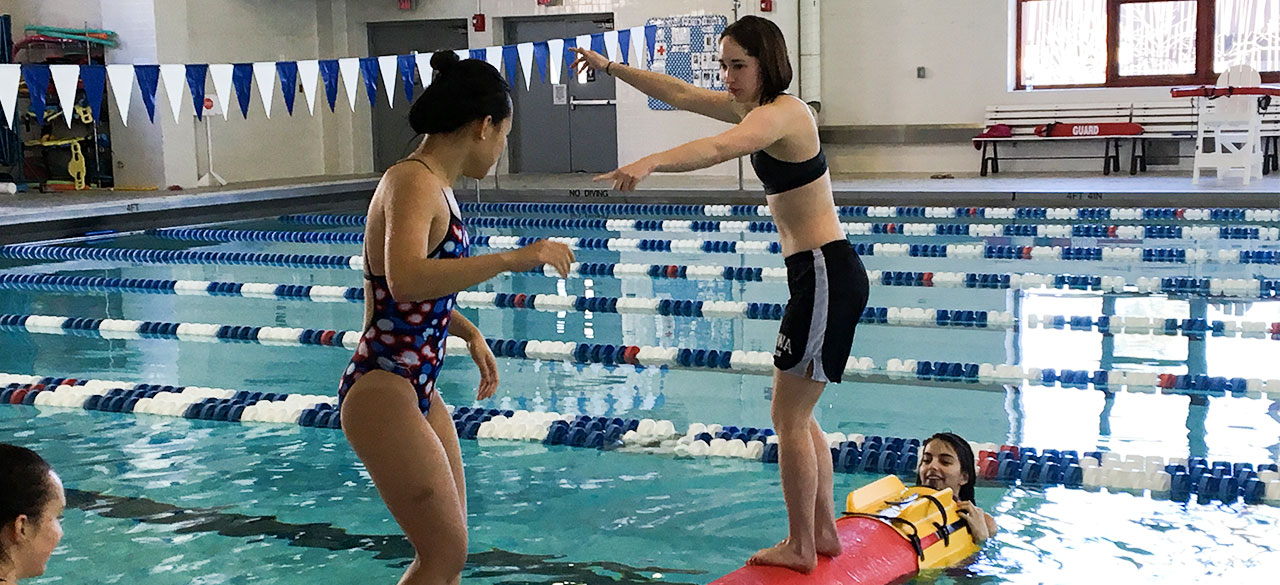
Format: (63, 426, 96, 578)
(816, 522, 843, 557)
(747, 538, 817, 574)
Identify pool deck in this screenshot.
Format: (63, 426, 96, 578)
(2, 171, 1278, 244)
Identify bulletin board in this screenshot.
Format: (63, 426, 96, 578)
(645, 14, 728, 111)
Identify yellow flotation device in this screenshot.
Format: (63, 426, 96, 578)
(845, 475, 980, 570)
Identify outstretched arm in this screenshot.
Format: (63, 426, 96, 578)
(596, 103, 790, 191)
(571, 48, 742, 124)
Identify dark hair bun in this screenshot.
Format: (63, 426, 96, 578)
(430, 50, 460, 75)
(409, 51, 512, 135)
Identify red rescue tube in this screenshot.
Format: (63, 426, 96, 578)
(710, 516, 919, 585)
(1171, 86, 1280, 99)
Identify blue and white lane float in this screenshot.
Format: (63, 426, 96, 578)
(2, 373, 1277, 507)
(285, 204, 1280, 223)
(5, 273, 1278, 339)
(5, 244, 1280, 299)
(144, 227, 1280, 265)
(4, 312, 1280, 399)
(283, 213, 1280, 242)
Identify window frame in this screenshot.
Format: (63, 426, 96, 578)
(1015, 0, 1280, 90)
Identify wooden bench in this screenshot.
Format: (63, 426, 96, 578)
(975, 103, 1134, 176)
(977, 101, 1280, 176)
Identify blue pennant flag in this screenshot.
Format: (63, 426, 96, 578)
(563, 37, 577, 75)
(502, 45, 519, 87)
(532, 41, 549, 83)
(185, 64, 208, 120)
(396, 54, 416, 103)
(318, 59, 339, 112)
(469, 48, 485, 62)
(358, 57, 379, 108)
(231, 63, 253, 118)
(276, 61, 299, 115)
(618, 29, 631, 65)
(21, 65, 51, 119)
(645, 25, 657, 65)
(134, 64, 160, 123)
(80, 65, 106, 122)
(590, 33, 606, 55)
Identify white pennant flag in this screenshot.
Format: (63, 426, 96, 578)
(209, 64, 234, 118)
(106, 64, 134, 126)
(0, 65, 19, 129)
(414, 52, 432, 87)
(548, 39, 564, 84)
(516, 43, 535, 91)
(485, 46, 502, 75)
(159, 63, 186, 123)
(630, 26, 646, 67)
(378, 55, 398, 108)
(604, 31, 621, 63)
(338, 57, 360, 112)
(253, 61, 276, 118)
(296, 59, 320, 115)
(454, 49, 468, 63)
(50, 65, 81, 127)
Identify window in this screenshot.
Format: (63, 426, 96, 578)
(1017, 0, 1280, 89)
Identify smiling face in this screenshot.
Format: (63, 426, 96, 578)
(918, 439, 969, 496)
(719, 37, 762, 104)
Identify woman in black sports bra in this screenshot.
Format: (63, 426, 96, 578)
(573, 16, 869, 574)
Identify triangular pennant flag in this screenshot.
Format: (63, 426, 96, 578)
(415, 52, 432, 87)
(105, 64, 134, 126)
(296, 60, 319, 115)
(517, 43, 535, 91)
(485, 46, 502, 74)
(210, 64, 234, 118)
(0, 65, 19, 128)
(562, 37, 578, 82)
(80, 65, 106, 123)
(159, 64, 186, 123)
(49, 64, 80, 127)
(548, 39, 565, 85)
(591, 33, 606, 56)
(134, 64, 160, 123)
(276, 61, 298, 115)
(604, 31, 621, 63)
(253, 61, 276, 118)
(231, 63, 254, 118)
(377, 55, 398, 108)
(338, 58, 360, 112)
(185, 64, 208, 121)
(21, 65, 51, 120)
(318, 59, 339, 112)
(502, 45, 519, 87)
(359, 57, 379, 109)
(630, 26, 646, 66)
(645, 25, 657, 61)
(397, 54, 416, 103)
(469, 48, 485, 62)
(532, 42, 549, 84)
(618, 29, 631, 65)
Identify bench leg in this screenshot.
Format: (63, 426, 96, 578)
(1264, 136, 1278, 176)
(980, 141, 989, 176)
(1103, 140, 1113, 176)
(1129, 138, 1140, 175)
(1112, 139, 1121, 173)
(991, 142, 1000, 174)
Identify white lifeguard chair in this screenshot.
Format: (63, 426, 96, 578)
(1192, 65, 1265, 185)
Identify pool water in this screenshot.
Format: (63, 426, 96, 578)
(1, 208, 1279, 583)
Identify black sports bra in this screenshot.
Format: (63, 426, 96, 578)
(750, 147, 828, 195)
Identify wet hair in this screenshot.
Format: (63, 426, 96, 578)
(720, 15, 792, 105)
(0, 444, 55, 559)
(409, 51, 512, 135)
(918, 432, 977, 502)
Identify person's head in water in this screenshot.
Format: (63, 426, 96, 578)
(917, 432, 977, 502)
(0, 444, 65, 582)
(408, 51, 513, 179)
(719, 15, 792, 105)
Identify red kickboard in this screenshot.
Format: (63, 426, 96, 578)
(709, 516, 919, 585)
(1034, 122, 1143, 137)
